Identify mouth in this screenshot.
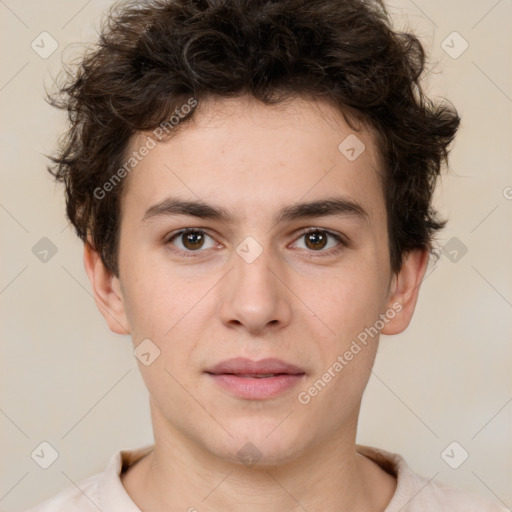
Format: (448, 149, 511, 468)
(205, 357, 306, 400)
(206, 357, 306, 375)
(224, 373, 292, 378)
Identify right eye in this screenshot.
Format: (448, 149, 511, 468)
(165, 228, 219, 257)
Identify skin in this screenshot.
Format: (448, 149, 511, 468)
(84, 95, 429, 511)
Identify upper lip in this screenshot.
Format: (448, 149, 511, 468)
(206, 357, 306, 375)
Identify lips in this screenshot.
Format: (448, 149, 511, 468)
(206, 357, 306, 377)
(205, 358, 306, 399)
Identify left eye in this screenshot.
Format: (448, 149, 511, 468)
(291, 228, 345, 254)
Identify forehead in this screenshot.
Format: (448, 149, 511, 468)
(120, 95, 385, 227)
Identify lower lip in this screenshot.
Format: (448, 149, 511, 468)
(207, 373, 305, 400)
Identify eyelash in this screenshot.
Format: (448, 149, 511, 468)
(164, 227, 347, 259)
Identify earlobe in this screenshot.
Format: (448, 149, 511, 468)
(83, 241, 130, 335)
(381, 249, 430, 336)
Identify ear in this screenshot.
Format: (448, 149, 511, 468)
(83, 240, 130, 335)
(381, 248, 430, 336)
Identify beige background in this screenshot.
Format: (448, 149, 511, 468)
(1, 0, 511, 510)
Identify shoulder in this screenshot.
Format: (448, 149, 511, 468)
(356, 445, 510, 512)
(414, 477, 509, 511)
(24, 472, 103, 512)
(24, 445, 153, 512)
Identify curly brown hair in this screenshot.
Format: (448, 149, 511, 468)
(46, 0, 460, 278)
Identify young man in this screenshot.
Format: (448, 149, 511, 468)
(28, 0, 507, 510)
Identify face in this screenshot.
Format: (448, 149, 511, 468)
(86, 95, 427, 467)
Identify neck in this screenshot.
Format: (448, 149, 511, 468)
(122, 403, 396, 512)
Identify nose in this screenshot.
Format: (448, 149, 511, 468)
(218, 241, 292, 335)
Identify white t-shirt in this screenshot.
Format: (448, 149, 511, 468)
(25, 444, 509, 511)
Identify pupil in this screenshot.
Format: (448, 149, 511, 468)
(306, 232, 327, 250)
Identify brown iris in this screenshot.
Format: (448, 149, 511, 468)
(304, 231, 328, 250)
(181, 230, 205, 250)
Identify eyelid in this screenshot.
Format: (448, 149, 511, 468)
(294, 226, 348, 244)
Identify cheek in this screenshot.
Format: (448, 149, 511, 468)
(120, 272, 173, 343)
(119, 245, 181, 331)
(121, 273, 206, 373)
(295, 337, 378, 433)
(297, 273, 382, 409)
(302, 260, 385, 333)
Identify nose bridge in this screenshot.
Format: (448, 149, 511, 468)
(218, 235, 291, 332)
(234, 235, 277, 292)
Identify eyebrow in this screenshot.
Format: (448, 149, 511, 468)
(141, 196, 369, 225)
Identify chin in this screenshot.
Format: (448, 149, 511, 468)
(206, 419, 308, 468)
